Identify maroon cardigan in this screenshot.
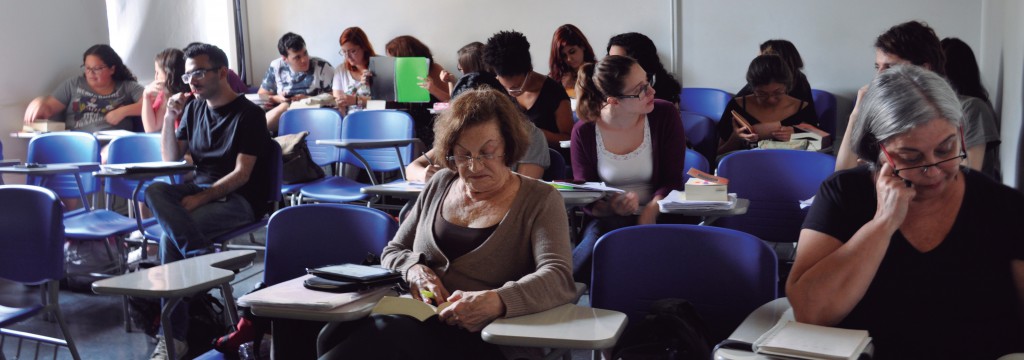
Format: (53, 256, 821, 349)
(570, 99, 686, 200)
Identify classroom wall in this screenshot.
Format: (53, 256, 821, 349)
(0, 1, 110, 167)
(979, 0, 1024, 187)
(106, 0, 239, 85)
(242, 0, 674, 88)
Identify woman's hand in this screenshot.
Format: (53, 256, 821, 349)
(438, 290, 505, 332)
(418, 75, 437, 92)
(637, 198, 661, 225)
(608, 192, 640, 216)
(873, 161, 915, 231)
(406, 264, 450, 305)
(24, 97, 53, 124)
(360, 70, 373, 84)
(144, 81, 164, 99)
(440, 70, 457, 84)
(771, 126, 794, 141)
(104, 107, 128, 125)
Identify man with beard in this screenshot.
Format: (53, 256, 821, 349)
(145, 42, 272, 360)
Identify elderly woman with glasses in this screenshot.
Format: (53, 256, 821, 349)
(787, 65, 1024, 360)
(317, 87, 575, 360)
(716, 54, 819, 156)
(24, 44, 143, 132)
(569, 55, 686, 283)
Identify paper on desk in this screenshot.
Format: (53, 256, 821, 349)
(549, 181, 625, 193)
(657, 190, 737, 211)
(800, 196, 815, 209)
(238, 274, 392, 311)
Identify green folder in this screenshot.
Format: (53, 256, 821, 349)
(394, 57, 430, 103)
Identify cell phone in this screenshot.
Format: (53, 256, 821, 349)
(14, 163, 45, 169)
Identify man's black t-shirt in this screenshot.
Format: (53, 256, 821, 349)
(803, 166, 1024, 360)
(177, 95, 272, 216)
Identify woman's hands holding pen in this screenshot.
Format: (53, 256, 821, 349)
(407, 264, 450, 305)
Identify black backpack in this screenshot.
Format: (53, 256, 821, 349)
(612, 299, 712, 360)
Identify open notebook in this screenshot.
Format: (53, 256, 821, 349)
(753, 320, 871, 360)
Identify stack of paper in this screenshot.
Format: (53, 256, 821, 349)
(753, 320, 871, 360)
(548, 181, 625, 193)
(657, 190, 737, 212)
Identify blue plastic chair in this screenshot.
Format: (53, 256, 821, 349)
(26, 132, 100, 203)
(811, 89, 838, 138)
(299, 110, 414, 204)
(277, 108, 344, 204)
(715, 150, 836, 245)
(590, 224, 777, 343)
(542, 148, 566, 181)
(105, 134, 172, 204)
(263, 204, 398, 286)
(679, 88, 733, 123)
(680, 111, 718, 167)
(683, 148, 710, 182)
(144, 141, 284, 253)
(0, 185, 81, 360)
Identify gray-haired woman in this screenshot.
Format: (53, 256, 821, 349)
(787, 64, 1024, 360)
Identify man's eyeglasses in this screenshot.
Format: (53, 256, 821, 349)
(617, 74, 656, 99)
(81, 65, 108, 74)
(181, 68, 216, 83)
(879, 126, 967, 178)
(446, 153, 503, 167)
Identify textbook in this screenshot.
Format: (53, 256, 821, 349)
(792, 123, 833, 150)
(368, 56, 431, 103)
(752, 320, 871, 360)
(371, 296, 452, 322)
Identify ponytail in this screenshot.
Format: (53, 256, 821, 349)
(574, 55, 636, 121)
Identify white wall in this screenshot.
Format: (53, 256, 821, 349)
(243, 0, 674, 84)
(980, 0, 1024, 187)
(0, 1, 110, 165)
(106, 0, 238, 84)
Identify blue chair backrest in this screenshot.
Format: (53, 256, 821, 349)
(278, 108, 344, 167)
(715, 149, 836, 243)
(0, 185, 65, 283)
(682, 148, 710, 182)
(542, 148, 566, 181)
(811, 89, 838, 137)
(339, 110, 414, 172)
(105, 134, 167, 198)
(680, 111, 717, 166)
(26, 132, 100, 198)
(263, 141, 284, 205)
(591, 224, 777, 343)
(679, 88, 733, 123)
(263, 204, 399, 286)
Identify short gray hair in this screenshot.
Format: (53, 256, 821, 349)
(851, 64, 963, 163)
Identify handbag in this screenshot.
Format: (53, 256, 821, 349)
(274, 131, 326, 184)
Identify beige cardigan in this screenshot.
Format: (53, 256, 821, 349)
(381, 169, 576, 318)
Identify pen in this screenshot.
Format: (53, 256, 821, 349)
(423, 151, 435, 167)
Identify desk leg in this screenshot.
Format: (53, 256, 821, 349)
(131, 181, 148, 260)
(161, 297, 182, 360)
(72, 172, 92, 210)
(220, 284, 240, 325)
(698, 215, 720, 226)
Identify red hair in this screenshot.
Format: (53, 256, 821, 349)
(339, 27, 376, 72)
(548, 24, 596, 83)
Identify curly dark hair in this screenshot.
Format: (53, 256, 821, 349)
(155, 48, 189, 94)
(83, 44, 136, 82)
(606, 32, 680, 103)
(483, 30, 533, 77)
(875, 20, 945, 76)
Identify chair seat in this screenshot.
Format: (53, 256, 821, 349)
(0, 304, 43, 327)
(64, 210, 154, 239)
(281, 176, 333, 196)
(298, 176, 376, 203)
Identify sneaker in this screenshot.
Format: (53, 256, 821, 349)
(150, 336, 188, 360)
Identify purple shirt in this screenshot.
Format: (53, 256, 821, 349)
(570, 99, 686, 199)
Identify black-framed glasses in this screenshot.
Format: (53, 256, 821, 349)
(446, 153, 504, 167)
(879, 126, 967, 178)
(753, 89, 786, 101)
(616, 75, 656, 99)
(81, 65, 108, 74)
(181, 68, 216, 83)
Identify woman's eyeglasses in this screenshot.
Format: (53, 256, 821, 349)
(446, 153, 504, 167)
(81, 65, 108, 74)
(879, 126, 967, 177)
(617, 74, 656, 99)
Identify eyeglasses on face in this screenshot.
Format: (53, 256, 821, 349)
(879, 126, 968, 178)
(81, 65, 108, 74)
(338, 48, 360, 57)
(446, 153, 504, 167)
(617, 74, 657, 99)
(753, 89, 786, 101)
(181, 68, 216, 83)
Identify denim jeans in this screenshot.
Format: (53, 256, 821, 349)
(144, 182, 255, 341)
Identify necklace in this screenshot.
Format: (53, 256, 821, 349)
(508, 72, 531, 97)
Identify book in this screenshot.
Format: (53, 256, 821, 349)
(100, 161, 195, 175)
(685, 177, 728, 201)
(657, 190, 737, 212)
(369, 56, 396, 101)
(371, 296, 452, 322)
(394, 57, 431, 103)
(752, 320, 871, 360)
(731, 110, 755, 134)
(237, 274, 393, 311)
(792, 123, 833, 150)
